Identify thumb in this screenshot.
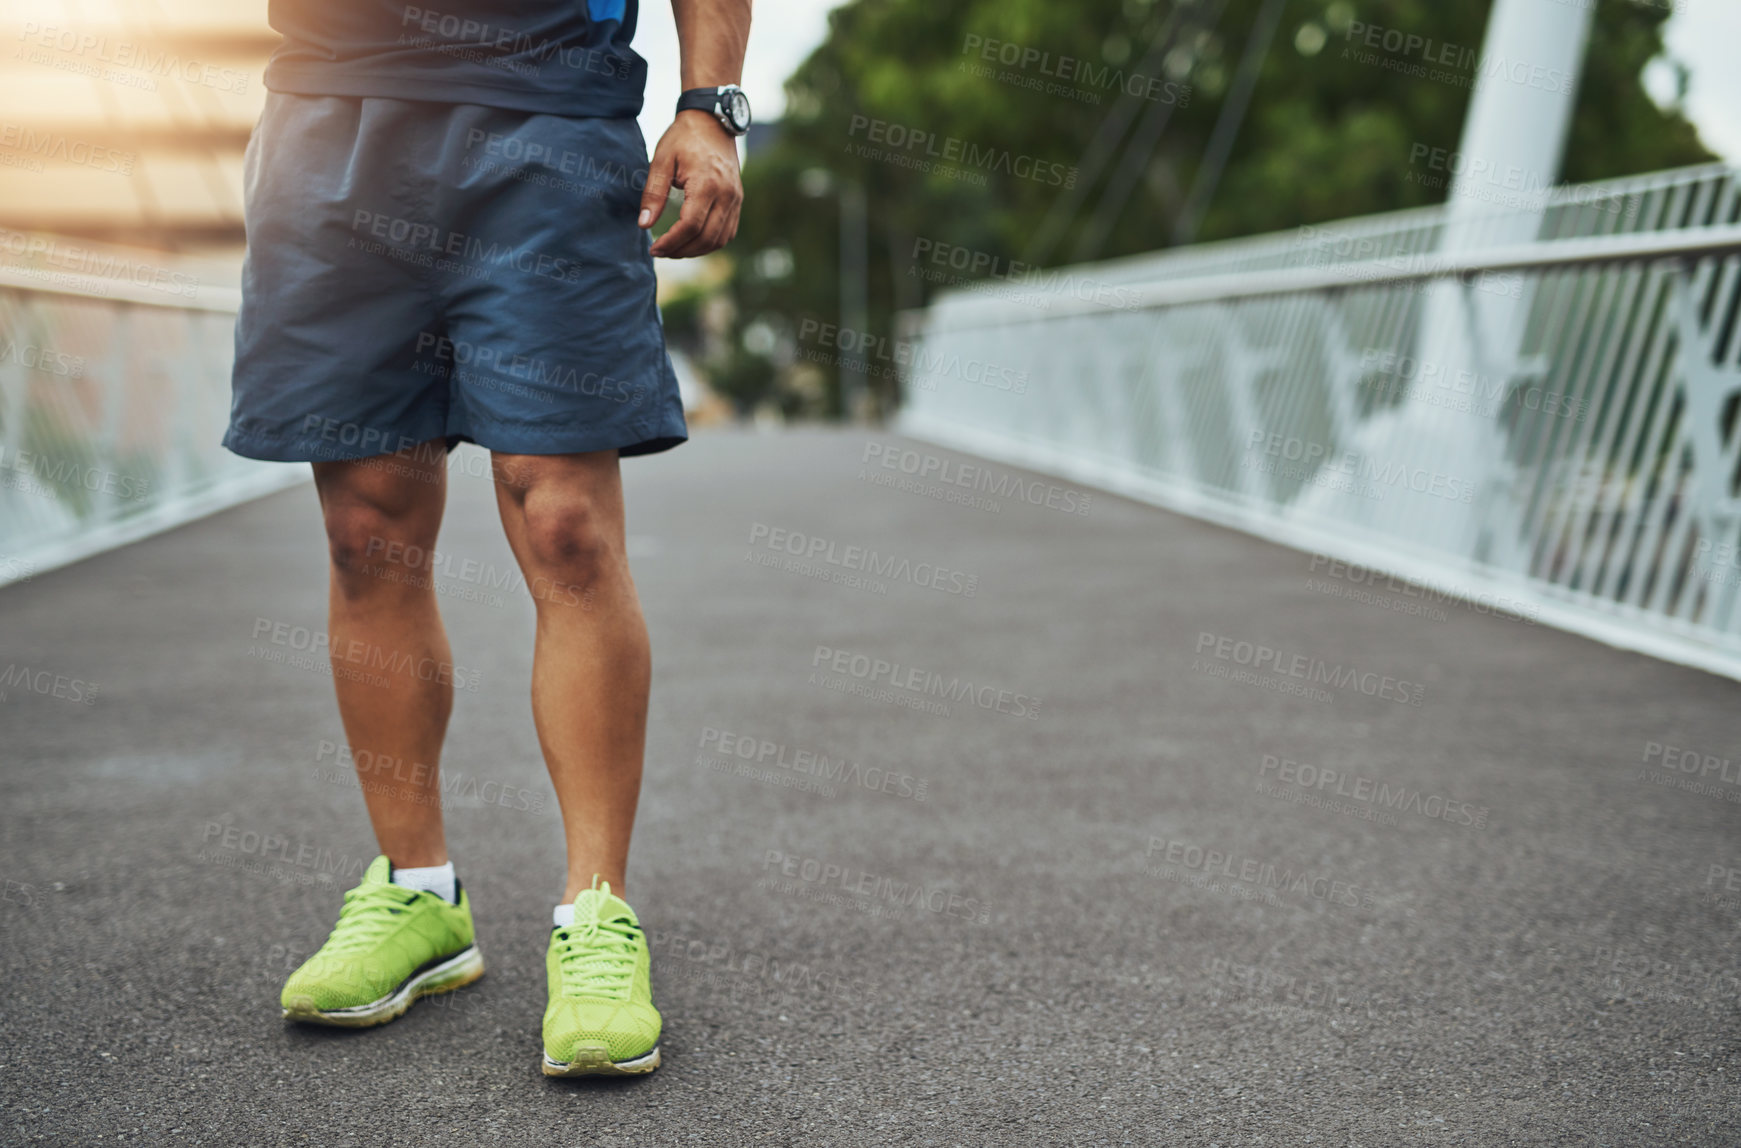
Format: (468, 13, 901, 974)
(639, 150, 675, 229)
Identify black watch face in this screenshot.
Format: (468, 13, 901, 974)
(724, 90, 751, 132)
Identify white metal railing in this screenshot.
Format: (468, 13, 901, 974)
(0, 248, 300, 588)
(898, 164, 1741, 681)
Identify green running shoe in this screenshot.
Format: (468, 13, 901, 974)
(541, 882, 662, 1075)
(280, 855, 483, 1027)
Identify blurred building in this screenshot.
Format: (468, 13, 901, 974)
(0, 0, 276, 259)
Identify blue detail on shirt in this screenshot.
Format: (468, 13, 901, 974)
(588, 0, 627, 24)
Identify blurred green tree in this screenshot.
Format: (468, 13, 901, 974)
(706, 0, 1713, 417)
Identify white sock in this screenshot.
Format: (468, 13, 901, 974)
(552, 903, 574, 928)
(391, 861, 457, 904)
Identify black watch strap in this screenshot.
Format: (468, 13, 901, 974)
(676, 85, 750, 136)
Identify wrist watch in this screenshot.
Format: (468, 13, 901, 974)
(676, 84, 752, 137)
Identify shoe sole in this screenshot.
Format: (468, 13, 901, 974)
(282, 945, 485, 1028)
(542, 1043, 661, 1077)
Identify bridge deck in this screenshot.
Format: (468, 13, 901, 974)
(1, 428, 1735, 1144)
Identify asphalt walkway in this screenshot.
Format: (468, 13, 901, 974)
(1, 427, 1737, 1145)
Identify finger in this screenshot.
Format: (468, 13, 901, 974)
(638, 148, 676, 229)
(694, 190, 742, 257)
(694, 205, 735, 257)
(660, 209, 717, 258)
(651, 186, 717, 258)
(648, 206, 703, 257)
(650, 178, 707, 255)
(716, 192, 743, 248)
(676, 196, 728, 258)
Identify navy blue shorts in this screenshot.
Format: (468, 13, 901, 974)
(224, 93, 686, 463)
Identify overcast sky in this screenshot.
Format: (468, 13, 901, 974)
(1659, 0, 1740, 161)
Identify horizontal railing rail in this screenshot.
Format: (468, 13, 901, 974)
(923, 224, 1741, 326)
(0, 265, 243, 314)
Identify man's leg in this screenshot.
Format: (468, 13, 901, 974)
(490, 450, 648, 901)
(280, 444, 482, 1027)
(312, 444, 452, 867)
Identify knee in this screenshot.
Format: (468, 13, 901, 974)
(323, 504, 414, 580)
(520, 495, 613, 585)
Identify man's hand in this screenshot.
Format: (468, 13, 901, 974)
(639, 110, 743, 259)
